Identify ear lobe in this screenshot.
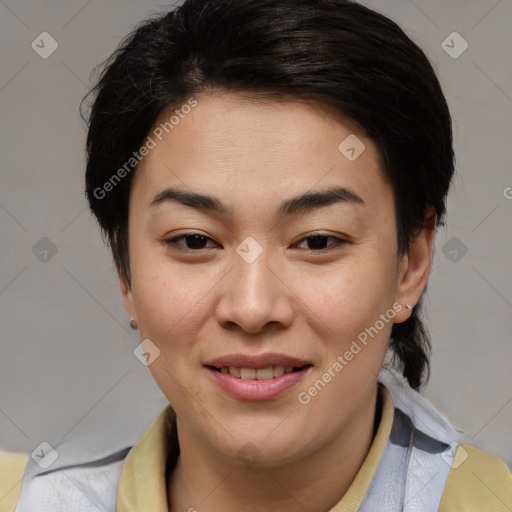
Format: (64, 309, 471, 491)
(394, 209, 437, 323)
(118, 271, 136, 319)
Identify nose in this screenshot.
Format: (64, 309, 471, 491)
(214, 246, 295, 335)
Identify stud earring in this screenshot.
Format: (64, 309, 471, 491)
(129, 317, 138, 330)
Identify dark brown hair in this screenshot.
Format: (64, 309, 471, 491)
(83, 0, 455, 390)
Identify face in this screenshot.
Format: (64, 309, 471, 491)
(120, 91, 431, 466)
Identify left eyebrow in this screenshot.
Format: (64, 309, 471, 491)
(149, 186, 365, 217)
(277, 186, 365, 216)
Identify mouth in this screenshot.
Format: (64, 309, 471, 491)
(206, 364, 313, 380)
(204, 362, 313, 401)
(203, 353, 313, 400)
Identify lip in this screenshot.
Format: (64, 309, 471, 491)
(206, 365, 312, 401)
(204, 352, 310, 369)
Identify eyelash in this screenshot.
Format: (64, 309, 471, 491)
(163, 232, 347, 253)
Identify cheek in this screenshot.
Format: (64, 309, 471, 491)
(129, 249, 220, 339)
(293, 254, 396, 338)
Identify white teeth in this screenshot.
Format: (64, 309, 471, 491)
(256, 367, 274, 380)
(273, 365, 285, 377)
(228, 367, 241, 378)
(217, 365, 302, 379)
(240, 368, 256, 379)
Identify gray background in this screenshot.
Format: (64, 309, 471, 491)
(1, 0, 511, 468)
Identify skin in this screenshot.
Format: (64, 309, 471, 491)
(119, 91, 436, 512)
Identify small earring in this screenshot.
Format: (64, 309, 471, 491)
(406, 304, 413, 310)
(129, 317, 138, 330)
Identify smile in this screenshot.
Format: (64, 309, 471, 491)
(210, 365, 311, 380)
(206, 365, 313, 401)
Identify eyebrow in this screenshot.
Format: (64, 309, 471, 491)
(149, 186, 364, 217)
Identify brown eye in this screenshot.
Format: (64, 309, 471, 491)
(295, 234, 346, 251)
(164, 233, 217, 251)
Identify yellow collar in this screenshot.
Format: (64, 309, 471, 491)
(116, 385, 394, 511)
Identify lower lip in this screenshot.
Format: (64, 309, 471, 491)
(205, 366, 311, 401)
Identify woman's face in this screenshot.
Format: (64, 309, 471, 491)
(121, 91, 428, 466)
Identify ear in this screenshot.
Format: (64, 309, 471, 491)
(394, 207, 437, 324)
(118, 270, 136, 321)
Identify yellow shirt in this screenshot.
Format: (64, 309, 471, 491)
(115, 385, 512, 511)
(2, 386, 511, 511)
(0, 450, 28, 512)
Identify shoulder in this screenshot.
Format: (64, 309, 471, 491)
(10, 447, 130, 512)
(0, 448, 131, 512)
(0, 394, 169, 511)
(1, 447, 130, 512)
(439, 444, 512, 511)
(19, 455, 126, 511)
(0, 450, 30, 511)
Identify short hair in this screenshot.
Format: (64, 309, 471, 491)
(83, 0, 456, 390)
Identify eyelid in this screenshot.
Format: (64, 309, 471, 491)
(163, 231, 348, 252)
(163, 231, 218, 250)
(293, 231, 348, 251)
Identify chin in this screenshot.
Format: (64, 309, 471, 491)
(208, 423, 311, 467)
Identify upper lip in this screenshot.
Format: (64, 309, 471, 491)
(204, 353, 311, 369)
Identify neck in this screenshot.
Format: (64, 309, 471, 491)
(168, 385, 380, 512)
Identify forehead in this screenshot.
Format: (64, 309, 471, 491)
(130, 91, 392, 216)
